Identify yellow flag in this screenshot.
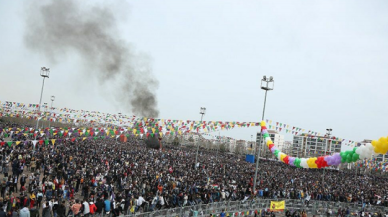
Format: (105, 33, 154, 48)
(51, 139, 56, 145)
(15, 141, 21, 146)
(82, 137, 87, 141)
(270, 201, 285, 211)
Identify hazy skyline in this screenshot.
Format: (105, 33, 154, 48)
(1, 0, 387, 142)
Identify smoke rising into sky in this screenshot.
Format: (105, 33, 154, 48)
(24, 0, 159, 117)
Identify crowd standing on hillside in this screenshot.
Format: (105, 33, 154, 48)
(1, 122, 388, 217)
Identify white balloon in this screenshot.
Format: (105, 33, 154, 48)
(355, 147, 362, 155)
(366, 143, 374, 151)
(356, 144, 375, 160)
(300, 158, 309, 168)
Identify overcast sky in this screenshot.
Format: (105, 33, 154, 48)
(0, 0, 387, 142)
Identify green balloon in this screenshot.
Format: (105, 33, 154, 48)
(294, 158, 302, 168)
(346, 155, 352, 163)
(274, 150, 280, 157)
(352, 153, 360, 162)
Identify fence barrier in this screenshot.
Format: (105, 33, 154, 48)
(122, 198, 388, 217)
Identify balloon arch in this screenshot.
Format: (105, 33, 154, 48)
(260, 121, 388, 169)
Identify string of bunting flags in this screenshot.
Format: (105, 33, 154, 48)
(0, 100, 138, 125)
(0, 100, 357, 145)
(0, 126, 131, 147)
(356, 158, 388, 172)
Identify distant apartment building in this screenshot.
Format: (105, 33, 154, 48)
(229, 139, 237, 152)
(282, 141, 293, 154)
(292, 134, 342, 158)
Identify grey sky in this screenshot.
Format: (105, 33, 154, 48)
(0, 0, 387, 143)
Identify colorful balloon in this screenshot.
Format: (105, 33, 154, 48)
(259, 120, 387, 169)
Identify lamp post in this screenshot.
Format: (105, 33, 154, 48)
(195, 107, 206, 169)
(35, 67, 50, 132)
(49, 96, 55, 128)
(42, 103, 47, 128)
(253, 76, 274, 195)
(251, 135, 254, 154)
(322, 128, 332, 183)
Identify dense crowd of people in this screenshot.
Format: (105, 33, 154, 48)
(0, 121, 388, 217)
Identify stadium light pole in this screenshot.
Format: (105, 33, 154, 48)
(42, 103, 47, 128)
(253, 76, 274, 195)
(35, 67, 50, 132)
(251, 135, 254, 154)
(195, 107, 206, 169)
(49, 96, 55, 128)
(323, 128, 332, 183)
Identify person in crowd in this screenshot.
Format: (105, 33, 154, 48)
(56, 201, 66, 217)
(42, 202, 52, 217)
(82, 199, 90, 217)
(70, 200, 81, 217)
(95, 198, 104, 216)
(103, 198, 111, 215)
(89, 201, 97, 216)
(19, 204, 30, 217)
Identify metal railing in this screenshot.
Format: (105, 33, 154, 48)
(124, 199, 388, 217)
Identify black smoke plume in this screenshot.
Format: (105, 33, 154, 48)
(24, 0, 159, 117)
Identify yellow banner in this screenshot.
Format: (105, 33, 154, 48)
(270, 201, 285, 211)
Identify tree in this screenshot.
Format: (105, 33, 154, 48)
(145, 136, 160, 149)
(172, 136, 180, 146)
(219, 143, 227, 152)
(235, 143, 244, 155)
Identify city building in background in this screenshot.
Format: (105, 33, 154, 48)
(229, 139, 237, 152)
(282, 141, 293, 154)
(291, 134, 342, 158)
